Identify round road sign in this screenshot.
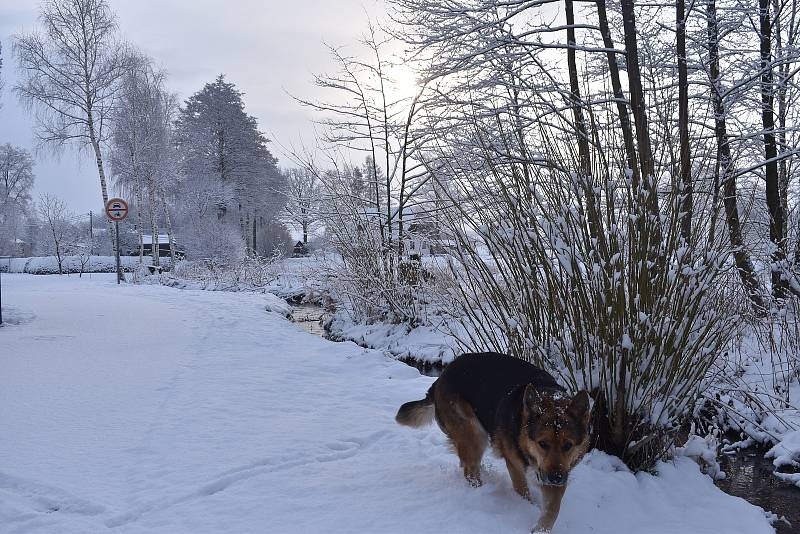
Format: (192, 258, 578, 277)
(106, 198, 129, 222)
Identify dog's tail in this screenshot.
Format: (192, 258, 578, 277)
(395, 385, 435, 427)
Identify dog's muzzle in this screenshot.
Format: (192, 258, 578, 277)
(543, 471, 567, 486)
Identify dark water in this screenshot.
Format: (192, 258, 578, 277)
(289, 301, 800, 531)
(716, 448, 800, 533)
(396, 356, 444, 377)
(290, 302, 443, 376)
(290, 302, 329, 337)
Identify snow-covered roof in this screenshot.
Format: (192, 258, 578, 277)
(141, 235, 172, 245)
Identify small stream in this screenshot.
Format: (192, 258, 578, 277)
(290, 302, 329, 337)
(717, 448, 799, 533)
(290, 301, 443, 376)
(289, 301, 800, 531)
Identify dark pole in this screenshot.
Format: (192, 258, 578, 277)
(0, 257, 9, 325)
(89, 211, 94, 256)
(115, 220, 122, 284)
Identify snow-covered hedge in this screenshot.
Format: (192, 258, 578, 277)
(0, 255, 139, 274)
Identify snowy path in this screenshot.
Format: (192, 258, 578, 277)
(0, 275, 775, 533)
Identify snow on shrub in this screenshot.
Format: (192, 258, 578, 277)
(168, 255, 281, 292)
(431, 112, 740, 469)
(673, 427, 726, 480)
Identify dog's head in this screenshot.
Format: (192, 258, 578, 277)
(520, 387, 591, 487)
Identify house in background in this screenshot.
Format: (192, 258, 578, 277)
(132, 234, 184, 259)
(292, 241, 309, 257)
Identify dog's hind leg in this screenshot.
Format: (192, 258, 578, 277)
(435, 393, 487, 487)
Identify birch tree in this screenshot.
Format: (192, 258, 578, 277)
(14, 0, 128, 253)
(111, 53, 176, 267)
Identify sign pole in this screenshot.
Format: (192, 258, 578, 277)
(115, 220, 122, 284)
(105, 197, 129, 285)
(0, 256, 10, 325)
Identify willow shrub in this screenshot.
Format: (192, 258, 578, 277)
(436, 121, 741, 469)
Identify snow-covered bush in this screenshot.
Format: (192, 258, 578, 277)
(673, 425, 726, 480)
(180, 217, 246, 264)
(170, 254, 280, 291)
(295, 160, 439, 326)
(432, 114, 740, 469)
(3, 255, 138, 274)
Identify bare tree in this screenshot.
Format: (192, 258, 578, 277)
(677, 0, 693, 243)
(294, 25, 432, 322)
(14, 0, 128, 254)
(111, 52, 177, 268)
(37, 193, 71, 274)
(0, 144, 35, 255)
(759, 0, 788, 299)
(0, 144, 35, 212)
(281, 167, 322, 244)
(705, 0, 767, 310)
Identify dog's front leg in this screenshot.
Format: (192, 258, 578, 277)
(502, 455, 531, 502)
(532, 485, 565, 533)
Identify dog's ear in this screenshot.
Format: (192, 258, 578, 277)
(524, 384, 545, 417)
(567, 390, 591, 425)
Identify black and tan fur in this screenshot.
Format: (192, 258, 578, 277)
(396, 352, 591, 533)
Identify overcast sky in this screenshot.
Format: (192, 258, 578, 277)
(0, 0, 385, 214)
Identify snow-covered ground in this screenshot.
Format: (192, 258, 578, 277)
(0, 274, 776, 533)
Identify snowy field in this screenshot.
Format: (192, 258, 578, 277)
(0, 274, 776, 533)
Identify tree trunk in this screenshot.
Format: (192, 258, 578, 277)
(677, 0, 693, 243)
(708, 0, 767, 312)
(246, 211, 253, 256)
(773, 0, 789, 257)
(620, 0, 655, 189)
(620, 0, 663, 269)
(87, 109, 116, 255)
(565, 0, 602, 244)
(147, 174, 160, 267)
(760, 0, 787, 300)
(619, 0, 663, 328)
(160, 191, 177, 267)
(52, 227, 62, 275)
(252, 211, 257, 255)
(135, 176, 144, 265)
(597, 0, 639, 187)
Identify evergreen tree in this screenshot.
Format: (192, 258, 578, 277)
(173, 75, 284, 257)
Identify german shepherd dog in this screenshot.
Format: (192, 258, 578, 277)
(396, 352, 591, 533)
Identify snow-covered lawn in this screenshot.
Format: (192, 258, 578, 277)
(0, 275, 775, 533)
